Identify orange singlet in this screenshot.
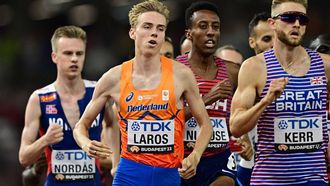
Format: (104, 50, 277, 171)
(118, 56, 185, 168)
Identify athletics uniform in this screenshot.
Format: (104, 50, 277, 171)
(37, 80, 104, 186)
(177, 54, 236, 186)
(113, 56, 185, 186)
(251, 49, 328, 186)
(328, 105, 330, 181)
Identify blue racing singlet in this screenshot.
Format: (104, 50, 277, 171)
(251, 49, 328, 185)
(36, 80, 104, 186)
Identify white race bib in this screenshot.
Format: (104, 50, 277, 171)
(184, 117, 229, 150)
(51, 149, 95, 181)
(127, 119, 175, 153)
(274, 117, 323, 152)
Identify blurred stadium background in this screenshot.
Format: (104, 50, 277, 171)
(0, 0, 329, 185)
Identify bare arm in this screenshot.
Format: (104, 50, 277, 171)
(102, 101, 120, 177)
(19, 92, 63, 166)
(73, 68, 120, 159)
(99, 120, 112, 169)
(230, 56, 288, 137)
(184, 69, 213, 157)
(98, 101, 115, 169)
(176, 64, 213, 179)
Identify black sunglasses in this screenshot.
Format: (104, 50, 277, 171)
(272, 11, 309, 25)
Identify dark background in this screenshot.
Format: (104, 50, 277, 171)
(0, 0, 329, 185)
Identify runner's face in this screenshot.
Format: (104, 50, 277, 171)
(188, 10, 220, 55)
(160, 41, 174, 59)
(52, 37, 85, 79)
(130, 11, 166, 57)
(251, 21, 274, 54)
(271, 2, 307, 47)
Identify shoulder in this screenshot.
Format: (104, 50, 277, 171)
(34, 84, 57, 103)
(172, 59, 194, 78)
(171, 59, 197, 92)
(240, 54, 266, 73)
(26, 90, 41, 108)
(222, 59, 240, 76)
(92, 64, 123, 97)
(237, 54, 267, 93)
(99, 64, 122, 84)
(104, 64, 122, 77)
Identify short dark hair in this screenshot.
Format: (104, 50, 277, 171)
(128, 0, 170, 27)
(309, 34, 330, 54)
(248, 12, 270, 37)
(51, 25, 86, 52)
(271, 0, 308, 17)
(185, 1, 220, 28)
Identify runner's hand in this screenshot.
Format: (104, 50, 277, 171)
(44, 123, 64, 145)
(82, 140, 112, 159)
(202, 79, 232, 106)
(179, 151, 201, 179)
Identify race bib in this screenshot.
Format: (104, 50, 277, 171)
(184, 117, 229, 150)
(127, 119, 175, 153)
(51, 149, 95, 181)
(274, 117, 323, 153)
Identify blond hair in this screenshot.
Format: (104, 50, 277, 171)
(51, 25, 87, 52)
(128, 0, 170, 27)
(271, 0, 308, 16)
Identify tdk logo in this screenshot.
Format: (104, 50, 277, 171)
(55, 152, 65, 160)
(278, 118, 320, 129)
(126, 92, 134, 102)
(65, 151, 92, 160)
(278, 120, 288, 130)
(187, 118, 197, 128)
(210, 118, 225, 128)
(289, 119, 320, 129)
(55, 151, 92, 160)
(131, 121, 140, 131)
(134, 121, 172, 131)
